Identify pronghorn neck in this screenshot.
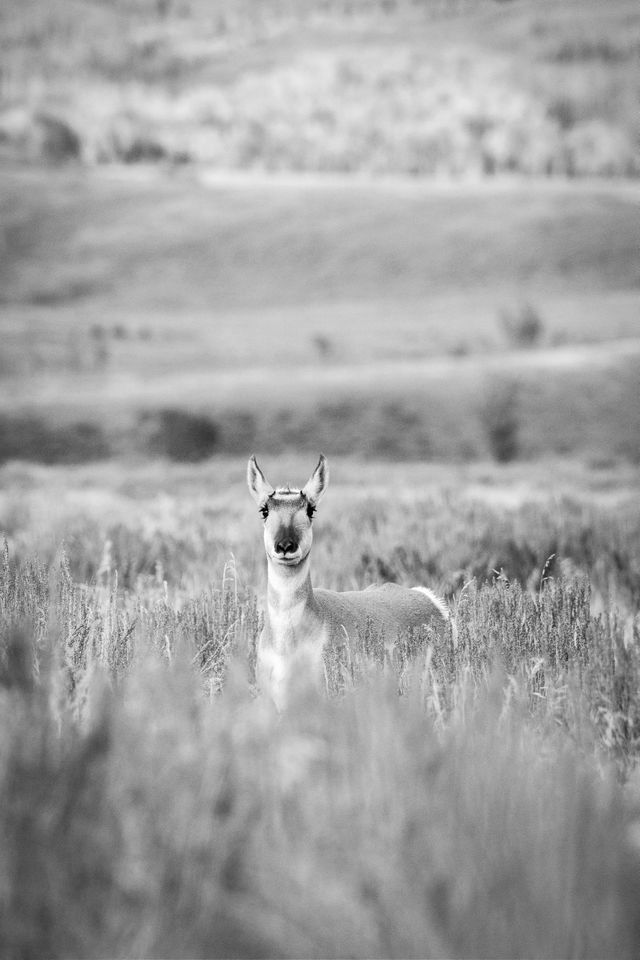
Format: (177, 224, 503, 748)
(266, 554, 317, 648)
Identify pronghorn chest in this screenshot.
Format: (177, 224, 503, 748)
(264, 597, 323, 651)
(264, 564, 322, 652)
(258, 600, 327, 710)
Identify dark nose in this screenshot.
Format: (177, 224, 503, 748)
(275, 537, 298, 556)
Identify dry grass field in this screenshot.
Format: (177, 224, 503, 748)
(1, 170, 639, 463)
(1, 1, 639, 465)
(2, 1, 640, 957)
(1, 455, 640, 958)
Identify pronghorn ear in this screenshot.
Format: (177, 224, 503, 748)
(302, 453, 329, 506)
(247, 455, 274, 506)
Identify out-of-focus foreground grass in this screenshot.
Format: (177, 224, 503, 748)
(1, 457, 640, 958)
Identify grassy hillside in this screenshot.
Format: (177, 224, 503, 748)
(2, 2, 639, 466)
(1, 171, 639, 464)
(3, 171, 640, 317)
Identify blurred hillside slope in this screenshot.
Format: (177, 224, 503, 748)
(1, 0, 639, 177)
(2, 169, 640, 373)
(1, 0, 639, 464)
(1, 170, 639, 464)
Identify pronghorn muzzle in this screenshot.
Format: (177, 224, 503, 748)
(274, 535, 299, 559)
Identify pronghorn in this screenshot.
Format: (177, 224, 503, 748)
(248, 454, 449, 707)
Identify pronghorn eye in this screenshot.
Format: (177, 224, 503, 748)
(259, 505, 269, 520)
(306, 503, 316, 520)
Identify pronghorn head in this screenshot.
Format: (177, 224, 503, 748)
(247, 454, 329, 569)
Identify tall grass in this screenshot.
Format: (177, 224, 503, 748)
(1, 567, 639, 957)
(1, 463, 640, 956)
(2, 535, 638, 766)
(2, 459, 639, 604)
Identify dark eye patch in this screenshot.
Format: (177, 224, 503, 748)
(306, 503, 316, 520)
(260, 505, 269, 520)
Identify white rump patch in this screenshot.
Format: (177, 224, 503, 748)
(412, 585, 449, 620)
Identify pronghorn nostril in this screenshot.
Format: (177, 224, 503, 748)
(275, 539, 298, 555)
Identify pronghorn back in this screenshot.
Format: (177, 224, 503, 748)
(314, 583, 448, 646)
